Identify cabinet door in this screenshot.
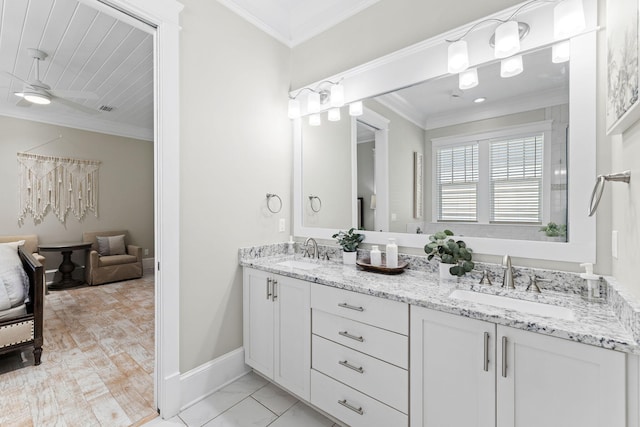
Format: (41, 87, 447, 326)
(273, 275, 310, 400)
(497, 325, 626, 427)
(243, 268, 274, 377)
(410, 306, 495, 427)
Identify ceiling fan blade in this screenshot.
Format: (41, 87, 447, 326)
(50, 96, 99, 115)
(48, 89, 98, 100)
(1, 70, 29, 85)
(15, 98, 32, 108)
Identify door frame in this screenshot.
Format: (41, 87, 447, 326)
(89, 0, 183, 418)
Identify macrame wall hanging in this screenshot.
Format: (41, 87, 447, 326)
(17, 152, 101, 225)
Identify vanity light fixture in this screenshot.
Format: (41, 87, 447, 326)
(307, 91, 320, 114)
(288, 79, 345, 120)
(494, 20, 522, 58)
(288, 98, 301, 119)
(330, 84, 345, 107)
(554, 0, 585, 40)
(328, 107, 341, 121)
(459, 68, 479, 90)
(500, 55, 523, 78)
(349, 101, 363, 117)
(309, 113, 321, 126)
(447, 40, 469, 74)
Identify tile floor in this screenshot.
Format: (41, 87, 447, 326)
(145, 372, 340, 427)
(0, 274, 156, 426)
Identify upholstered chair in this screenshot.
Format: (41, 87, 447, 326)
(82, 230, 143, 285)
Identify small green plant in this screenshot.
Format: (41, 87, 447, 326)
(539, 222, 567, 237)
(332, 228, 365, 252)
(424, 229, 474, 277)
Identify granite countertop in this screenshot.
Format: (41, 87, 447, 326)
(240, 253, 639, 355)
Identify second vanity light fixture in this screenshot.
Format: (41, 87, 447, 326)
(447, 0, 585, 90)
(288, 80, 363, 126)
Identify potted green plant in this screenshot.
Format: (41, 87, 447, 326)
(539, 222, 566, 240)
(424, 229, 474, 279)
(332, 228, 365, 265)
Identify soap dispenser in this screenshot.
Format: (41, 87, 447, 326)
(386, 238, 398, 268)
(370, 245, 382, 266)
(580, 262, 600, 300)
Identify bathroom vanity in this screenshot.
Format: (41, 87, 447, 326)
(241, 247, 637, 427)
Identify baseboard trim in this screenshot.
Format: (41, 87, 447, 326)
(179, 347, 250, 411)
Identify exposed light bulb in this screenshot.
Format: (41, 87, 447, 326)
(554, 0, 585, 40)
(447, 40, 469, 73)
(309, 113, 321, 126)
(349, 101, 363, 117)
(287, 98, 300, 119)
(459, 68, 479, 90)
(552, 41, 571, 63)
(494, 21, 520, 58)
(330, 84, 344, 107)
(328, 107, 341, 121)
(500, 55, 523, 78)
(307, 91, 320, 114)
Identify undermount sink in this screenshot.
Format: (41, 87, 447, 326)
(276, 260, 321, 271)
(449, 289, 575, 321)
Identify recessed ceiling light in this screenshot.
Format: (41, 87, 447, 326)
(474, 97, 487, 103)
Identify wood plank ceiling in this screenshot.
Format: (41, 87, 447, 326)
(0, 0, 153, 141)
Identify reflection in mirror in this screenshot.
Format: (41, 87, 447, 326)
(302, 46, 569, 242)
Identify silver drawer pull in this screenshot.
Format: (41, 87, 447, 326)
(338, 399, 364, 415)
(339, 331, 364, 342)
(339, 360, 364, 374)
(338, 302, 364, 312)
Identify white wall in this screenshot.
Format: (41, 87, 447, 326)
(179, 0, 292, 372)
(0, 116, 154, 270)
(291, 0, 522, 88)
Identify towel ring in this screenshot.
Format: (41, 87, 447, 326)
(588, 171, 631, 216)
(266, 193, 282, 213)
(308, 195, 322, 213)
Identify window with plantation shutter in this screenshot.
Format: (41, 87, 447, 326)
(490, 134, 543, 223)
(436, 144, 478, 221)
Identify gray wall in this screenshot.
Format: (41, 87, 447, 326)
(179, 0, 292, 372)
(0, 116, 154, 271)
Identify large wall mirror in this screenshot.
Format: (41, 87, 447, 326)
(293, 0, 597, 262)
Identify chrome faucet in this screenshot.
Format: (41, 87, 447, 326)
(502, 255, 515, 289)
(526, 275, 551, 293)
(303, 237, 319, 259)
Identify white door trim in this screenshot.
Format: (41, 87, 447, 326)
(87, 0, 184, 418)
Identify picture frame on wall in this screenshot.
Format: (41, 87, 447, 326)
(606, 0, 640, 135)
(413, 151, 424, 219)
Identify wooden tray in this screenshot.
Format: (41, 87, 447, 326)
(356, 257, 409, 275)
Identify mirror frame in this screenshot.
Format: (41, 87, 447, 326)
(293, 0, 597, 262)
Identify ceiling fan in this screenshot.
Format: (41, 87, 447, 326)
(2, 48, 99, 115)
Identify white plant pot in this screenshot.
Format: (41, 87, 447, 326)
(439, 262, 456, 281)
(343, 251, 357, 265)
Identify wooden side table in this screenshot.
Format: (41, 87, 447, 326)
(38, 242, 93, 290)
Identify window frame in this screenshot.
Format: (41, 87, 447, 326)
(431, 120, 553, 226)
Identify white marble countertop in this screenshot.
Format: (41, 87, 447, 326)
(240, 254, 639, 354)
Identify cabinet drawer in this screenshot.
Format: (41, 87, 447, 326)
(311, 369, 407, 427)
(312, 335, 408, 413)
(312, 309, 408, 369)
(311, 284, 408, 334)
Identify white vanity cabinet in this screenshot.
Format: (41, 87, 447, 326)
(242, 268, 310, 400)
(310, 284, 409, 427)
(410, 306, 626, 427)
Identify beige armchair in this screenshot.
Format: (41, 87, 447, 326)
(82, 230, 143, 285)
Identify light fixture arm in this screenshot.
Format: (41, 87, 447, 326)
(289, 78, 343, 101)
(445, 0, 556, 43)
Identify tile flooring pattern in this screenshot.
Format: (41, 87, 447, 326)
(0, 275, 156, 426)
(146, 372, 340, 427)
